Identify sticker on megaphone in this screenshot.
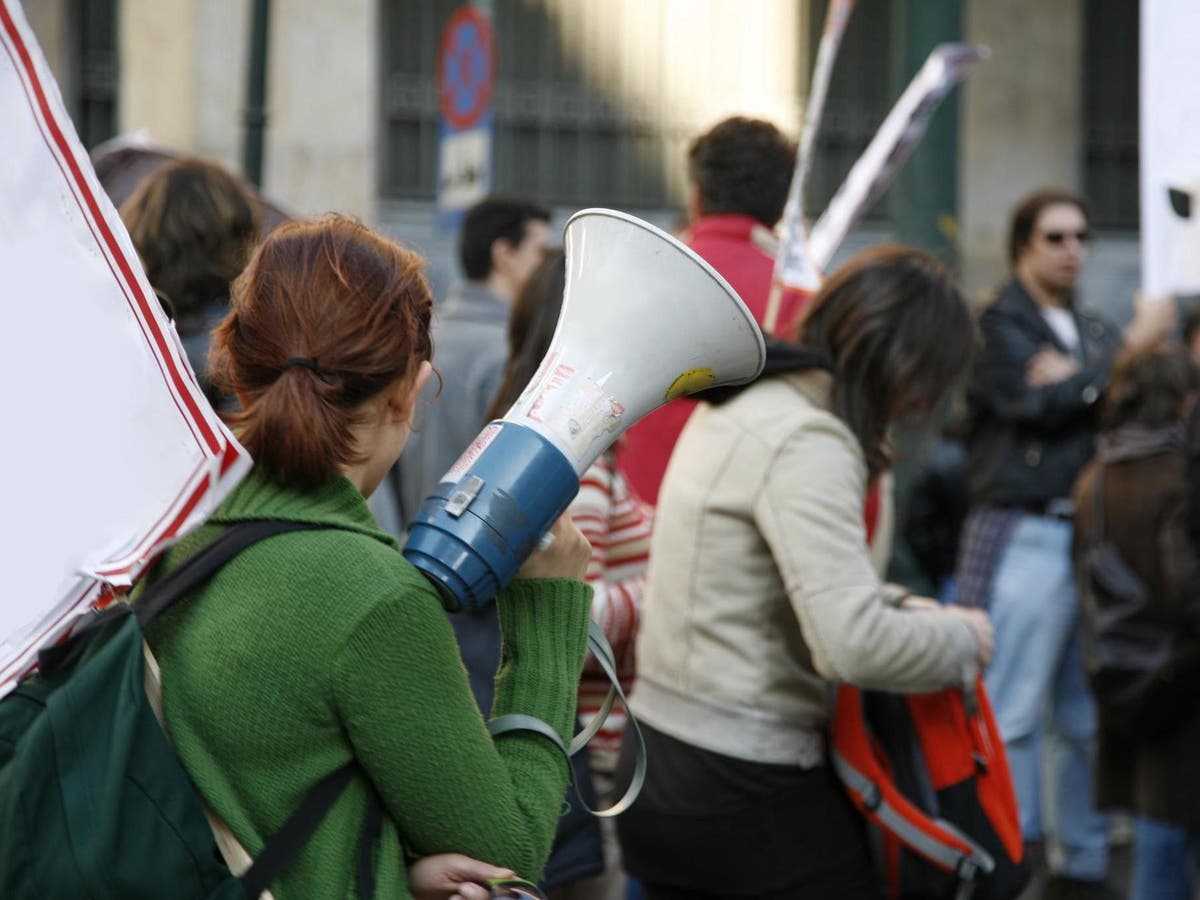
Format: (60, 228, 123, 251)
(514, 353, 626, 464)
(665, 367, 715, 402)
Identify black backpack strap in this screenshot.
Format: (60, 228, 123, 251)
(136, 520, 323, 629)
(239, 764, 366, 898)
(133, 519, 377, 897)
(355, 787, 384, 898)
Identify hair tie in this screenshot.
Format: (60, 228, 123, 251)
(281, 357, 320, 374)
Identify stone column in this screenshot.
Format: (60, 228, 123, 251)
(21, 0, 73, 94)
(959, 0, 1083, 298)
(264, 0, 377, 222)
(119, 0, 247, 170)
(118, 0, 376, 221)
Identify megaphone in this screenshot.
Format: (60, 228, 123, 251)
(403, 208, 765, 611)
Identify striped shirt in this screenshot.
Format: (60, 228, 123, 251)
(570, 452, 653, 773)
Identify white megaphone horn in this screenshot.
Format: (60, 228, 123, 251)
(404, 208, 766, 610)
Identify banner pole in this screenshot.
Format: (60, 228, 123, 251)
(763, 0, 856, 336)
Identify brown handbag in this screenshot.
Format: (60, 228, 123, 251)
(1079, 464, 1196, 741)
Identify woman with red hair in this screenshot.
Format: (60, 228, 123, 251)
(142, 215, 593, 899)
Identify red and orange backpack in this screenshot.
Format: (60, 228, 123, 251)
(830, 680, 1029, 900)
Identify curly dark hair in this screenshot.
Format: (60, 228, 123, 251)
(687, 116, 796, 227)
(120, 157, 261, 330)
(1103, 340, 1199, 431)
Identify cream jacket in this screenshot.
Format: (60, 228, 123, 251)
(631, 370, 978, 767)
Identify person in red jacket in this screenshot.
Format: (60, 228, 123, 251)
(620, 116, 808, 503)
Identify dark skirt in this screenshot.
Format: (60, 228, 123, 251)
(615, 722, 882, 900)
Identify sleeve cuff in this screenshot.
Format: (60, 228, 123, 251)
(490, 579, 593, 731)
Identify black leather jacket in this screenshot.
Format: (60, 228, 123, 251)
(965, 278, 1123, 508)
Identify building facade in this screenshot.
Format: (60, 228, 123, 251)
(24, 0, 1140, 312)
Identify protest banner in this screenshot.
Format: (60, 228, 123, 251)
(1140, 0, 1200, 298)
(0, 1, 248, 695)
(808, 43, 987, 271)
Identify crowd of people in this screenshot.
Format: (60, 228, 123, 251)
(115, 114, 1199, 900)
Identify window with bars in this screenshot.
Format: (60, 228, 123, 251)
(381, 0, 683, 209)
(804, 0, 892, 222)
(1082, 0, 1138, 230)
(72, 0, 118, 149)
(380, 1, 902, 215)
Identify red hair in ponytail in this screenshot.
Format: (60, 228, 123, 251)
(209, 215, 434, 488)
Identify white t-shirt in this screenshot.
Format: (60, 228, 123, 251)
(1041, 307, 1081, 355)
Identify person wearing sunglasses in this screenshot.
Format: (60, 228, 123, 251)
(953, 187, 1176, 899)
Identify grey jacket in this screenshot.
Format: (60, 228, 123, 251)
(372, 281, 509, 533)
(631, 370, 978, 767)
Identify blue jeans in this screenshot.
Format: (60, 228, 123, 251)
(1131, 818, 1200, 900)
(983, 514, 1108, 880)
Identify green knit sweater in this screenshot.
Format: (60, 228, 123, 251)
(142, 470, 592, 899)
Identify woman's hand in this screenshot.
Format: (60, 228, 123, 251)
(944, 606, 995, 668)
(408, 853, 516, 900)
(514, 514, 591, 581)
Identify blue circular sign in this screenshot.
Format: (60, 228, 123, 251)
(437, 7, 495, 131)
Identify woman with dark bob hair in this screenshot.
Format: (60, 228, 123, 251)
(617, 246, 994, 899)
(120, 157, 262, 407)
(140, 215, 594, 899)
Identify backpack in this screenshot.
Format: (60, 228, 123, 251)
(830, 680, 1028, 900)
(0, 521, 379, 899)
(1078, 463, 1200, 741)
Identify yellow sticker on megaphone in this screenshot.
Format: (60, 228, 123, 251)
(666, 367, 715, 401)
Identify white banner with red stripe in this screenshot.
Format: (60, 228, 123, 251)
(0, 1, 250, 696)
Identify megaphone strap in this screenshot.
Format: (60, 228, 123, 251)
(567, 620, 619, 756)
(488, 620, 646, 818)
(487, 876, 550, 898)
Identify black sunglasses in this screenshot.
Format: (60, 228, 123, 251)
(1041, 229, 1091, 245)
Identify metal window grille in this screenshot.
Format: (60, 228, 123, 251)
(805, 0, 892, 223)
(72, 0, 118, 149)
(383, 1, 896, 214)
(1083, 0, 1138, 229)
(382, 0, 684, 209)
